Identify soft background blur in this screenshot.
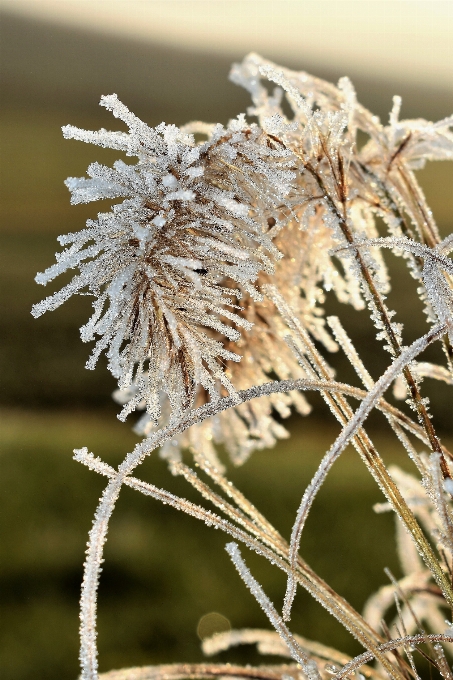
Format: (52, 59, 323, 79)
(1, 2, 453, 678)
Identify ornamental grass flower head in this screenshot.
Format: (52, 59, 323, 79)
(128, 210, 345, 468)
(32, 94, 296, 424)
(33, 54, 453, 461)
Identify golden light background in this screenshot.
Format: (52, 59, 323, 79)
(2, 0, 453, 89)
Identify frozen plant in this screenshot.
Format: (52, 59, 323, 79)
(33, 100, 294, 424)
(33, 53, 453, 679)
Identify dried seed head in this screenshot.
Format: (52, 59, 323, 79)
(32, 95, 296, 423)
(128, 210, 346, 468)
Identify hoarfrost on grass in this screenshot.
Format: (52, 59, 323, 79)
(32, 52, 453, 680)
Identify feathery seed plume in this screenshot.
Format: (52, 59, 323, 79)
(32, 95, 296, 424)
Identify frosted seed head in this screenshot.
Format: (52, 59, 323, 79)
(34, 96, 299, 423)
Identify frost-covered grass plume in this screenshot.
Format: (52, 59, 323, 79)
(33, 53, 453, 679)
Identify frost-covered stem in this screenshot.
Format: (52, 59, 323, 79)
(191, 458, 284, 545)
(169, 466, 406, 675)
(430, 453, 453, 557)
(126, 472, 389, 657)
(285, 323, 453, 618)
(292, 556, 403, 679)
(433, 643, 453, 680)
(333, 634, 453, 680)
(73, 380, 428, 680)
(201, 629, 369, 672)
(226, 543, 320, 678)
(98, 662, 298, 680)
(79, 474, 125, 680)
(350, 239, 446, 465)
(355, 161, 453, 370)
(267, 287, 453, 617)
(108, 376, 449, 478)
(328, 315, 428, 474)
(171, 462, 287, 555)
(77, 373, 444, 678)
(307, 162, 447, 470)
(77, 450, 394, 670)
(392, 163, 440, 248)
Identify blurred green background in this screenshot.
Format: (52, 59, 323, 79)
(1, 6, 453, 679)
